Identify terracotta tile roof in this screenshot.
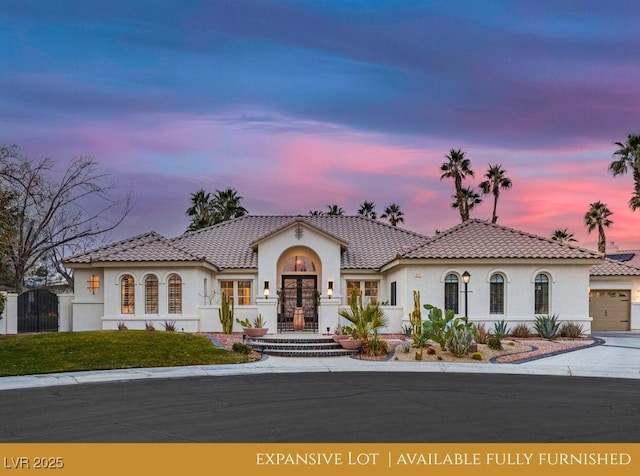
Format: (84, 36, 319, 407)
(401, 219, 603, 260)
(173, 215, 428, 270)
(65, 231, 207, 264)
(591, 257, 640, 276)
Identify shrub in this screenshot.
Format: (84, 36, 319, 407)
(445, 326, 474, 357)
(144, 321, 155, 331)
(471, 352, 482, 361)
(559, 321, 585, 338)
(510, 323, 531, 338)
(232, 342, 253, 355)
(364, 336, 390, 357)
(487, 334, 503, 350)
(473, 323, 489, 344)
(401, 341, 411, 353)
(493, 320, 510, 338)
(0, 292, 6, 320)
(162, 320, 177, 331)
(534, 314, 560, 338)
(116, 321, 128, 331)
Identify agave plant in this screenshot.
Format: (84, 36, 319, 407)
(338, 290, 389, 344)
(534, 314, 561, 339)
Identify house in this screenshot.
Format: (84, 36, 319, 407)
(61, 216, 640, 335)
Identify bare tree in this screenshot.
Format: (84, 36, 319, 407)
(0, 146, 133, 292)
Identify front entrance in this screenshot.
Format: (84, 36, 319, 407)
(279, 276, 318, 332)
(590, 290, 631, 331)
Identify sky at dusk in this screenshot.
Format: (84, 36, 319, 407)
(1, 0, 639, 250)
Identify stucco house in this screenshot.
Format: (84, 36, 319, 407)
(61, 215, 640, 334)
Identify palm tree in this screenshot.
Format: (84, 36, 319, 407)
(479, 163, 512, 224)
(357, 200, 377, 219)
(551, 228, 577, 244)
(451, 186, 482, 220)
(440, 149, 474, 221)
(381, 203, 404, 227)
(186, 188, 213, 231)
(210, 188, 248, 224)
(584, 201, 613, 253)
(609, 133, 640, 211)
(326, 204, 344, 216)
(308, 210, 324, 216)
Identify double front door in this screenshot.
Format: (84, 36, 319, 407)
(279, 276, 318, 332)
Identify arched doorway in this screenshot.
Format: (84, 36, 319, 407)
(279, 253, 319, 332)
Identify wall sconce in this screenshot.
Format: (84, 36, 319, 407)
(88, 274, 100, 294)
(263, 281, 270, 298)
(327, 281, 333, 299)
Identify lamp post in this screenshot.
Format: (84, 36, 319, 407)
(462, 271, 471, 317)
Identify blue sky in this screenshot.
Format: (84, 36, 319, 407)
(1, 0, 639, 248)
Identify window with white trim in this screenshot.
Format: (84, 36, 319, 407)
(534, 273, 549, 314)
(145, 275, 159, 314)
(121, 275, 135, 314)
(219, 280, 252, 306)
(346, 280, 379, 305)
(489, 274, 504, 314)
(444, 274, 459, 314)
(168, 274, 182, 314)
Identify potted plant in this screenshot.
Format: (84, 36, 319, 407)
(331, 323, 351, 342)
(236, 314, 268, 337)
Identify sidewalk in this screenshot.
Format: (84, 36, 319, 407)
(1, 333, 638, 391)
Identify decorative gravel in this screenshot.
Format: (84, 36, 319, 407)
(494, 338, 597, 363)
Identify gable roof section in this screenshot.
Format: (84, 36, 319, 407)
(65, 231, 207, 265)
(401, 219, 603, 261)
(591, 257, 640, 276)
(249, 218, 349, 249)
(173, 215, 428, 269)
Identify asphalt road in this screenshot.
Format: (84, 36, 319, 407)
(0, 372, 638, 442)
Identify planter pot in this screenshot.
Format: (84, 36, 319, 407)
(339, 338, 363, 349)
(332, 334, 350, 342)
(243, 327, 268, 338)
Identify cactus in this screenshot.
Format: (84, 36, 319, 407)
(401, 341, 411, 353)
(471, 352, 482, 361)
(219, 292, 235, 334)
(409, 290, 422, 337)
(445, 326, 474, 356)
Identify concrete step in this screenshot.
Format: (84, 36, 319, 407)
(247, 335, 359, 357)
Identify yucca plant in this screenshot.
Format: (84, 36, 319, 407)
(534, 314, 560, 339)
(338, 290, 389, 344)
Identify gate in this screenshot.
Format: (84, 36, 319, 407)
(18, 289, 59, 333)
(279, 276, 318, 332)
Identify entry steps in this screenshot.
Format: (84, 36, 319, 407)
(247, 335, 358, 357)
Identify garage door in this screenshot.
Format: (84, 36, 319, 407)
(589, 290, 631, 331)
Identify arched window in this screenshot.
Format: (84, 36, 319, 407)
(444, 274, 459, 314)
(283, 255, 316, 272)
(490, 274, 505, 314)
(145, 275, 159, 314)
(168, 274, 182, 314)
(534, 274, 549, 314)
(121, 275, 135, 314)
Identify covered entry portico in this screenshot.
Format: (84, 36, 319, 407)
(252, 220, 345, 334)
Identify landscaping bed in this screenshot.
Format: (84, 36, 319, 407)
(360, 336, 595, 364)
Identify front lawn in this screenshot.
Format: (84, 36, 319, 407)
(0, 330, 254, 376)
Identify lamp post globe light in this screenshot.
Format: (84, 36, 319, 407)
(462, 271, 471, 317)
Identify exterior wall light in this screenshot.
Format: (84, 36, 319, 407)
(263, 281, 269, 298)
(327, 281, 334, 299)
(88, 274, 100, 294)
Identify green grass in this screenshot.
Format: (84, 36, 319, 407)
(0, 331, 254, 377)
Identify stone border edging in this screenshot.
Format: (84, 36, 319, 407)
(489, 337, 605, 364)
